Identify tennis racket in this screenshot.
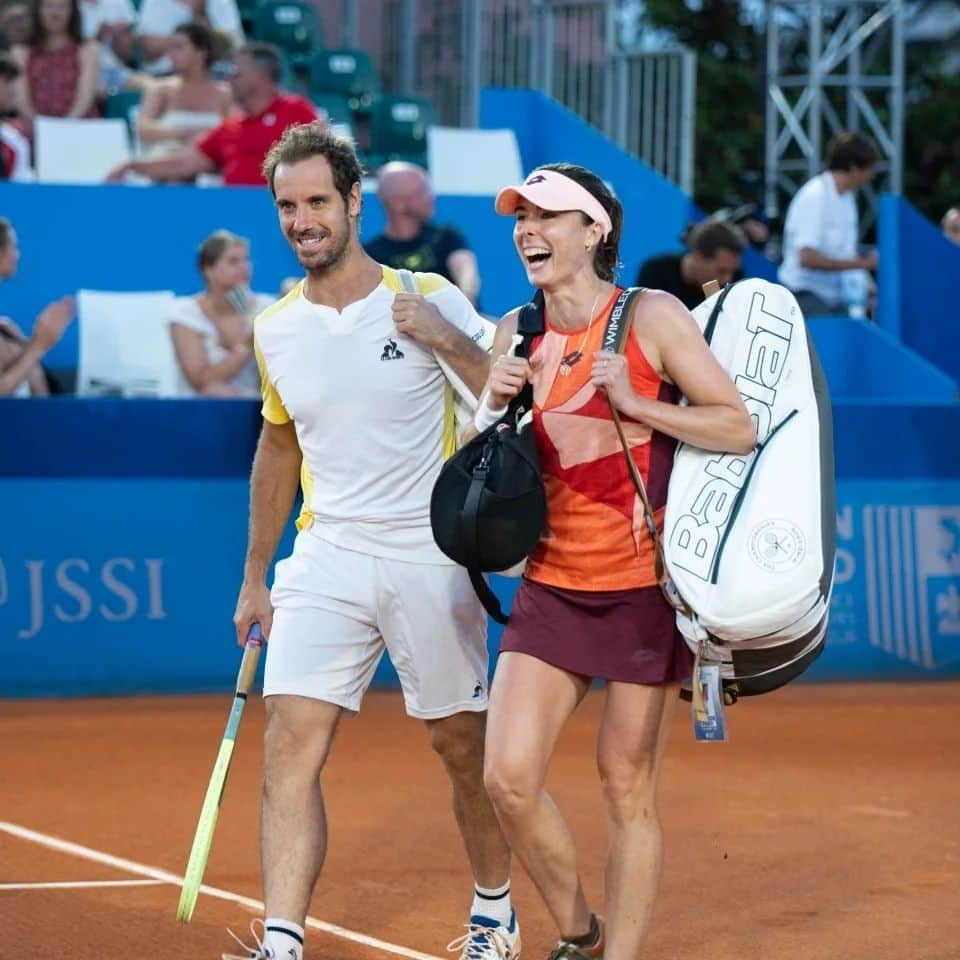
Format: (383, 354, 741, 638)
(176, 623, 264, 922)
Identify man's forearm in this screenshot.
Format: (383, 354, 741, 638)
(127, 151, 206, 183)
(433, 325, 490, 400)
(799, 248, 868, 272)
(244, 434, 302, 581)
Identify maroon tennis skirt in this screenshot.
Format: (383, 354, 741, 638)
(499, 579, 693, 685)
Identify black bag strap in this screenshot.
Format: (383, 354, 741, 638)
(499, 290, 544, 418)
(456, 292, 546, 624)
(459, 464, 509, 623)
(701, 278, 739, 344)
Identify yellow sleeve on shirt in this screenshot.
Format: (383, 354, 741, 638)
(254, 331, 290, 425)
(254, 285, 301, 425)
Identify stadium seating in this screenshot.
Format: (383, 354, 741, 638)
(308, 48, 380, 113)
(35, 117, 130, 184)
(103, 89, 143, 148)
(76, 290, 180, 397)
(252, 1, 321, 68)
(367, 94, 437, 169)
(426, 126, 523, 195)
(312, 92, 354, 139)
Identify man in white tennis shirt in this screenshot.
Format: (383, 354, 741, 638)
(227, 122, 518, 960)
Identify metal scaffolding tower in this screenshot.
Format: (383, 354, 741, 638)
(764, 0, 905, 234)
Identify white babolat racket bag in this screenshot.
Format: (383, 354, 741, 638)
(662, 279, 836, 697)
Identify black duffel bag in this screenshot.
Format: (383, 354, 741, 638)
(430, 295, 546, 623)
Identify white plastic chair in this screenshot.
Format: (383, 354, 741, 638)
(76, 290, 180, 398)
(426, 127, 523, 196)
(35, 117, 131, 184)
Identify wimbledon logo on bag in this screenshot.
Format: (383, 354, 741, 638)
(670, 290, 796, 581)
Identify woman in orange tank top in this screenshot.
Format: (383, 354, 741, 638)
(479, 163, 756, 960)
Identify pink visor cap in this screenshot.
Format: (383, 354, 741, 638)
(495, 169, 613, 240)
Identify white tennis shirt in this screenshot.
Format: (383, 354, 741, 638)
(254, 267, 492, 563)
(778, 171, 859, 306)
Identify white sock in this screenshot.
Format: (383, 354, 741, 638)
(471, 881, 513, 926)
(263, 918, 305, 960)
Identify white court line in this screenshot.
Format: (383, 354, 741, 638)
(0, 821, 443, 960)
(0, 879, 165, 890)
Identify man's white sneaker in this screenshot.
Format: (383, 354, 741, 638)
(222, 919, 273, 959)
(447, 910, 521, 960)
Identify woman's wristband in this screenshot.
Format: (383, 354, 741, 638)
(473, 394, 507, 432)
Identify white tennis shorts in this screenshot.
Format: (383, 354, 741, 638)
(264, 528, 489, 718)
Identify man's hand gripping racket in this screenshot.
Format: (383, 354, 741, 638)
(176, 622, 264, 922)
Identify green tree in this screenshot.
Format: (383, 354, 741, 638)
(904, 63, 960, 222)
(640, 0, 958, 222)
(641, 0, 768, 212)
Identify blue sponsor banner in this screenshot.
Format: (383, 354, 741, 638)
(810, 480, 960, 681)
(2, 476, 959, 695)
(0, 478, 266, 695)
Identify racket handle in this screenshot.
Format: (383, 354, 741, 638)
(236, 623, 263, 694)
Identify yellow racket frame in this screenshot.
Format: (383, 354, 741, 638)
(176, 627, 263, 922)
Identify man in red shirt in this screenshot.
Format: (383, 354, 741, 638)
(107, 43, 318, 186)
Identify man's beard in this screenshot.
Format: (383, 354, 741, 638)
(295, 217, 351, 272)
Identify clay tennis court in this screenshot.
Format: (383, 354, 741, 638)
(2, 682, 958, 960)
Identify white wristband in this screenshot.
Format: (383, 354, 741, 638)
(473, 394, 507, 432)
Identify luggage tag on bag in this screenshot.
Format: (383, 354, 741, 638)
(692, 664, 728, 742)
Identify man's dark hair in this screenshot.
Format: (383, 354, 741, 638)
(826, 132, 879, 172)
(688, 219, 745, 258)
(174, 21, 220, 68)
(535, 162, 624, 282)
(263, 121, 364, 200)
(34, 0, 84, 47)
(240, 42, 283, 85)
(0, 216, 11, 251)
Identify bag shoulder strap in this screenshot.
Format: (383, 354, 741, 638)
(395, 267, 419, 294)
(602, 287, 690, 616)
(600, 287, 659, 551)
(701, 278, 740, 344)
(514, 289, 545, 360)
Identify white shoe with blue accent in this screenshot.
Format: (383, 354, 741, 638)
(447, 910, 521, 960)
(221, 919, 272, 959)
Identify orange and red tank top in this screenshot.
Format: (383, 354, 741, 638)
(525, 288, 679, 591)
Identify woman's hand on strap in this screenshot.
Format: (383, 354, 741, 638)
(487, 354, 533, 409)
(591, 350, 636, 414)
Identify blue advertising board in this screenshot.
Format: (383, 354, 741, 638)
(2, 473, 958, 696)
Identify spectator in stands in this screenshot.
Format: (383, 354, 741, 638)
(136, 21, 232, 156)
(169, 229, 273, 397)
(0, 217, 75, 396)
(635, 218, 745, 309)
(80, 0, 135, 44)
(0, 56, 30, 178)
(107, 43, 317, 185)
(136, 0, 243, 75)
(942, 206, 960, 245)
(10, 0, 101, 126)
(778, 131, 879, 315)
(80, 0, 151, 95)
(0, 2, 32, 48)
(365, 161, 482, 308)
